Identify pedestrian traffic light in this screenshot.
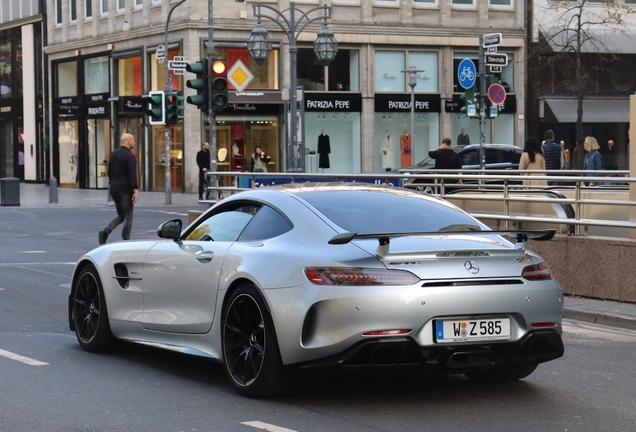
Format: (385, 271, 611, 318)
(146, 90, 165, 125)
(460, 85, 476, 118)
(185, 59, 208, 110)
(211, 59, 228, 112)
(165, 92, 185, 125)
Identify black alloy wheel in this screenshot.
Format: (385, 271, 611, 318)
(72, 264, 113, 352)
(222, 283, 285, 398)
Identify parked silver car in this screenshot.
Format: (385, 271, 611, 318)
(69, 183, 564, 397)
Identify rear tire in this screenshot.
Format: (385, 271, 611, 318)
(222, 283, 285, 398)
(71, 263, 114, 352)
(464, 363, 538, 382)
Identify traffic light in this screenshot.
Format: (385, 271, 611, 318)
(211, 59, 228, 112)
(165, 92, 185, 125)
(146, 90, 165, 125)
(460, 85, 476, 118)
(185, 59, 208, 110)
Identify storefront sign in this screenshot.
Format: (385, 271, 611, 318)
(118, 96, 145, 114)
(228, 90, 283, 104)
(89, 93, 108, 102)
(374, 94, 441, 112)
(55, 98, 80, 117)
(226, 103, 280, 114)
(305, 93, 362, 112)
(87, 103, 109, 117)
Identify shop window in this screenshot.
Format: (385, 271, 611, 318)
(375, 50, 439, 93)
(118, 56, 143, 96)
(297, 48, 359, 91)
(0, 38, 13, 98)
(58, 120, 79, 187)
(84, 56, 109, 94)
(408, 52, 439, 93)
(57, 61, 78, 97)
(86, 119, 111, 189)
(216, 48, 278, 90)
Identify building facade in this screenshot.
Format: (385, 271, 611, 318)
(44, 0, 526, 192)
(0, 0, 44, 182)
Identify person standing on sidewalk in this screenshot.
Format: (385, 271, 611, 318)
(99, 133, 139, 245)
(428, 137, 463, 184)
(542, 129, 562, 186)
(196, 142, 211, 200)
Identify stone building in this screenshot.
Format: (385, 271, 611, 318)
(44, 0, 526, 192)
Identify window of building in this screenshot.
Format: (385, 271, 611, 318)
(375, 50, 438, 93)
(69, 0, 77, 22)
(55, 0, 62, 24)
(135, 0, 143, 8)
(414, 0, 436, 4)
(373, 0, 399, 5)
(296, 48, 359, 92)
(84, 56, 110, 94)
(101, 0, 108, 14)
(490, 0, 511, 5)
(57, 61, 78, 97)
(452, 0, 474, 5)
(117, 56, 143, 96)
(118, 0, 125, 11)
(86, 0, 92, 18)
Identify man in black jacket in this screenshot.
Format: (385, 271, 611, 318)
(428, 138, 463, 184)
(196, 142, 211, 200)
(99, 133, 139, 245)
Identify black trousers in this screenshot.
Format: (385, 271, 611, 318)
(199, 170, 210, 199)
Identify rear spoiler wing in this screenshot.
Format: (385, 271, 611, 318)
(328, 229, 555, 255)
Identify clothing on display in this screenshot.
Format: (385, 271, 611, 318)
(400, 131, 412, 167)
(318, 131, 331, 169)
(457, 130, 470, 146)
(381, 130, 395, 170)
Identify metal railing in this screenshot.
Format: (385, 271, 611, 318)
(204, 169, 636, 238)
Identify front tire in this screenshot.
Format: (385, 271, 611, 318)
(71, 263, 114, 352)
(222, 283, 285, 398)
(464, 363, 538, 382)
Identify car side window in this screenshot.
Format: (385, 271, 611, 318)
(185, 205, 259, 242)
(485, 149, 500, 164)
(238, 205, 292, 242)
(460, 150, 478, 166)
(501, 149, 522, 164)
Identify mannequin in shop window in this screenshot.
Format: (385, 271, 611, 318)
(457, 129, 470, 146)
(381, 129, 395, 171)
(400, 130, 412, 167)
(318, 129, 331, 169)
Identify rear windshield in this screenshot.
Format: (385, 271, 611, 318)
(298, 190, 481, 234)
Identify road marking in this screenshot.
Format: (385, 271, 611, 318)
(0, 348, 49, 366)
(18, 266, 71, 278)
(21, 251, 46, 254)
(0, 262, 75, 266)
(241, 421, 297, 432)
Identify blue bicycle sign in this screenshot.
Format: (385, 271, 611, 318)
(458, 58, 476, 89)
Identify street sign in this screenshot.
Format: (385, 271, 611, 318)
(227, 59, 254, 93)
(490, 105, 499, 118)
(458, 58, 477, 90)
(489, 66, 503, 73)
(156, 45, 166, 60)
(168, 56, 189, 75)
(488, 83, 507, 105)
(485, 53, 508, 67)
(483, 33, 502, 48)
(487, 46, 498, 53)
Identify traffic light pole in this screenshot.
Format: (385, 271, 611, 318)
(478, 35, 486, 170)
(207, 0, 217, 181)
(163, 0, 186, 205)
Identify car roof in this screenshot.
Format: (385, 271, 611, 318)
(458, 144, 522, 152)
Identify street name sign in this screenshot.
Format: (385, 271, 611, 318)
(168, 56, 189, 75)
(485, 53, 508, 67)
(483, 33, 502, 48)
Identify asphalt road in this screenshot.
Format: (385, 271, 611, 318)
(1, 206, 635, 432)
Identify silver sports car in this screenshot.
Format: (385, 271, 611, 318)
(68, 183, 564, 397)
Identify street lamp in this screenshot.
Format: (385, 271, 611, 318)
(247, 2, 337, 172)
(401, 66, 425, 166)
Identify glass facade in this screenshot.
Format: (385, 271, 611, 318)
(305, 113, 361, 173)
(58, 120, 79, 186)
(297, 48, 359, 91)
(84, 56, 109, 94)
(117, 56, 142, 96)
(86, 118, 110, 188)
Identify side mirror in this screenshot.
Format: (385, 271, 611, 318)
(157, 219, 182, 240)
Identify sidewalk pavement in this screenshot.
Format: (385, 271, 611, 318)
(5, 182, 636, 332)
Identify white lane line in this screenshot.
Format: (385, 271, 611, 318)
(17, 266, 71, 278)
(21, 251, 46, 254)
(241, 422, 297, 432)
(0, 262, 75, 266)
(0, 348, 49, 366)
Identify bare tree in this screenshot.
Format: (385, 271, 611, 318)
(534, 0, 634, 142)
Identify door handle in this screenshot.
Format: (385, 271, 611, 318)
(195, 251, 214, 263)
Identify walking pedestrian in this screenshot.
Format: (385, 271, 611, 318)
(518, 137, 547, 187)
(197, 142, 211, 200)
(98, 133, 139, 244)
(583, 136, 602, 186)
(428, 137, 463, 184)
(542, 130, 562, 185)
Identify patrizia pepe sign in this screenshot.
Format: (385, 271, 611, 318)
(304, 93, 362, 112)
(374, 94, 441, 113)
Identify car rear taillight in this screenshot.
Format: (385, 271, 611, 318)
(304, 268, 420, 286)
(522, 263, 552, 280)
(363, 329, 411, 336)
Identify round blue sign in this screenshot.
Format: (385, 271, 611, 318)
(458, 58, 476, 90)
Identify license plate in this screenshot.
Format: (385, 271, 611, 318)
(435, 318, 511, 343)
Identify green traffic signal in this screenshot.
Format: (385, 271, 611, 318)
(146, 90, 165, 125)
(185, 59, 208, 110)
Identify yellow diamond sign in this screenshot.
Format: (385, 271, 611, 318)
(227, 59, 254, 93)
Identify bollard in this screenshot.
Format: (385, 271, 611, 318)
(47, 176, 60, 207)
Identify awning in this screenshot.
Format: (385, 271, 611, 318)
(543, 98, 630, 123)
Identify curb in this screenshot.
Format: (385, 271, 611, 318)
(564, 309, 636, 331)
